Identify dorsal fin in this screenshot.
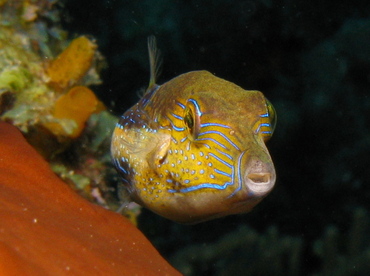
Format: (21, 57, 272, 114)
(147, 36, 162, 91)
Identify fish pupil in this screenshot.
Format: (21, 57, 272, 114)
(184, 107, 194, 135)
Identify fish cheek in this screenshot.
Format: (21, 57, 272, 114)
(147, 131, 171, 170)
(111, 126, 169, 173)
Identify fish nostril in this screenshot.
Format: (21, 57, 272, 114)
(247, 173, 270, 184)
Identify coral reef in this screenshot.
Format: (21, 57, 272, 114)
(0, 10, 103, 144)
(0, 0, 133, 219)
(0, 121, 180, 275)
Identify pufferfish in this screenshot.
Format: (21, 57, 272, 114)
(111, 37, 276, 224)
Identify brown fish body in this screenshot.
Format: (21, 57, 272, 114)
(111, 70, 276, 224)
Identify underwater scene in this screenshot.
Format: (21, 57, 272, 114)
(0, 0, 369, 275)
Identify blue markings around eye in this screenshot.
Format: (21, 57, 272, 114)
(172, 125, 186, 131)
(188, 98, 202, 116)
(260, 113, 269, 118)
(255, 123, 271, 134)
(200, 122, 231, 129)
(176, 101, 186, 109)
(171, 113, 184, 120)
(198, 137, 228, 149)
(165, 115, 186, 132)
(199, 130, 240, 150)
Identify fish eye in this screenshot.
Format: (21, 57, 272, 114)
(184, 99, 200, 139)
(184, 107, 194, 130)
(184, 107, 197, 139)
(256, 98, 277, 142)
(260, 98, 277, 142)
(266, 99, 276, 133)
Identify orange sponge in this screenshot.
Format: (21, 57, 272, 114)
(46, 36, 97, 91)
(44, 85, 104, 138)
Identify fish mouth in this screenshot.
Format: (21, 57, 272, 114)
(237, 150, 276, 197)
(245, 172, 274, 194)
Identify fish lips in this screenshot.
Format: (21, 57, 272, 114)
(235, 148, 276, 199)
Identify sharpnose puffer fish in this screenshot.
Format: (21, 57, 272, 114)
(111, 37, 276, 224)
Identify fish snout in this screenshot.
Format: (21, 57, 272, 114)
(243, 155, 275, 196)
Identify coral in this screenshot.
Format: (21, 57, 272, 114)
(0, 1, 102, 142)
(46, 36, 97, 91)
(44, 85, 105, 138)
(0, 0, 134, 221)
(0, 33, 102, 141)
(0, 121, 180, 276)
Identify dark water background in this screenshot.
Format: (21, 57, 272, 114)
(62, 1, 370, 275)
